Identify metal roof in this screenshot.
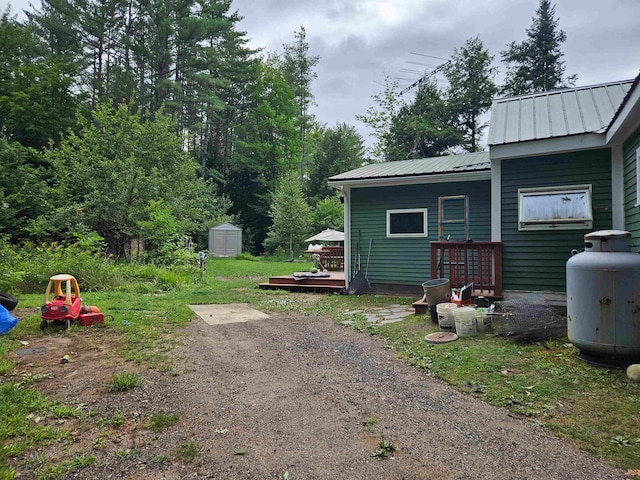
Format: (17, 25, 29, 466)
(488, 80, 634, 146)
(328, 151, 490, 183)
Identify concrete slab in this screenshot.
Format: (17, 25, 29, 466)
(189, 303, 270, 326)
(16, 346, 49, 356)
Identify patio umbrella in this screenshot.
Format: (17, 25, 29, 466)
(304, 229, 344, 243)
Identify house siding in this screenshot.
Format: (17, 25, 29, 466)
(350, 180, 491, 286)
(501, 149, 612, 292)
(623, 125, 640, 249)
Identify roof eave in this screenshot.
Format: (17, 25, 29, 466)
(328, 170, 491, 189)
(489, 133, 608, 160)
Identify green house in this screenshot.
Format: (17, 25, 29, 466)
(329, 73, 640, 303)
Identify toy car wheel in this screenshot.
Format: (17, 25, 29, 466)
(0, 291, 18, 311)
(40, 320, 48, 330)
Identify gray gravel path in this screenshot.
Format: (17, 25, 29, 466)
(132, 313, 626, 480)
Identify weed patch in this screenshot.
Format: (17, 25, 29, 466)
(107, 371, 141, 392)
(145, 412, 180, 432)
(372, 439, 396, 459)
(176, 441, 199, 461)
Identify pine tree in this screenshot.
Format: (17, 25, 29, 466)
(444, 36, 497, 152)
(278, 27, 319, 180)
(228, 58, 298, 253)
(501, 0, 577, 96)
(264, 173, 312, 260)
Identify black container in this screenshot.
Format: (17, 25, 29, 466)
(429, 305, 438, 324)
(0, 291, 18, 311)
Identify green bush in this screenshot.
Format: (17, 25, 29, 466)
(0, 239, 197, 294)
(234, 252, 258, 261)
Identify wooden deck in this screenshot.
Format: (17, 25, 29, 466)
(259, 271, 345, 293)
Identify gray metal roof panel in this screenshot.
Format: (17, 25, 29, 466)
(489, 79, 634, 145)
(328, 151, 490, 182)
(575, 89, 601, 132)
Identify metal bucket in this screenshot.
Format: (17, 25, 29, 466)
(422, 278, 451, 306)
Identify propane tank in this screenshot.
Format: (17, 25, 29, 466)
(566, 230, 640, 367)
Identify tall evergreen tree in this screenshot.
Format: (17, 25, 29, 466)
(0, 11, 79, 148)
(228, 58, 298, 253)
(444, 36, 497, 152)
(263, 173, 312, 260)
(501, 0, 577, 96)
(278, 26, 319, 180)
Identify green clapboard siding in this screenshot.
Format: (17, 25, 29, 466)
(350, 180, 491, 286)
(501, 149, 612, 292)
(623, 125, 640, 250)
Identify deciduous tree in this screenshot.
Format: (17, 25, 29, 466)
(386, 79, 462, 160)
(306, 122, 365, 204)
(444, 36, 497, 152)
(35, 105, 230, 257)
(356, 77, 401, 162)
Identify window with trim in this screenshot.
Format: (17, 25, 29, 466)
(386, 208, 428, 237)
(636, 146, 640, 206)
(518, 185, 592, 231)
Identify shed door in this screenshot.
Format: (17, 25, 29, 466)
(438, 195, 468, 241)
(213, 230, 228, 256)
(225, 230, 238, 255)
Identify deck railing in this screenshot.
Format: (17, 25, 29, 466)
(317, 246, 344, 271)
(430, 241, 502, 298)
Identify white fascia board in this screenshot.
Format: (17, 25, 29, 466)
(489, 133, 607, 161)
(606, 83, 640, 145)
(327, 170, 491, 189)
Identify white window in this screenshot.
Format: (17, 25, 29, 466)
(518, 185, 592, 231)
(386, 208, 428, 238)
(636, 147, 640, 206)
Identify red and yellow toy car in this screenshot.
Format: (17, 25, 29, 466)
(40, 274, 105, 329)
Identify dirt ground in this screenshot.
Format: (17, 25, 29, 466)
(9, 308, 629, 479)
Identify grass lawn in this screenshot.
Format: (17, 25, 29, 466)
(1, 256, 639, 477)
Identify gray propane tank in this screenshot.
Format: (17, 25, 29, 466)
(566, 230, 640, 366)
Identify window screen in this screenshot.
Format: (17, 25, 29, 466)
(518, 185, 592, 231)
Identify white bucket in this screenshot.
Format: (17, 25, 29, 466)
(454, 307, 477, 337)
(436, 303, 457, 330)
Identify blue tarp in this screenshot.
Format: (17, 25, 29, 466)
(0, 304, 18, 334)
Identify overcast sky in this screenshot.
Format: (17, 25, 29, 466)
(229, 0, 640, 151)
(3, 0, 639, 152)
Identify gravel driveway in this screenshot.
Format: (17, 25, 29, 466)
(99, 312, 626, 480)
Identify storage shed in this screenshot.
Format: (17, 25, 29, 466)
(209, 223, 242, 257)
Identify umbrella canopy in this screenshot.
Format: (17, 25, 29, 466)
(305, 229, 344, 243)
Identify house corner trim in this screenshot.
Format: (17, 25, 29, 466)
(611, 143, 625, 230)
(491, 158, 501, 241)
